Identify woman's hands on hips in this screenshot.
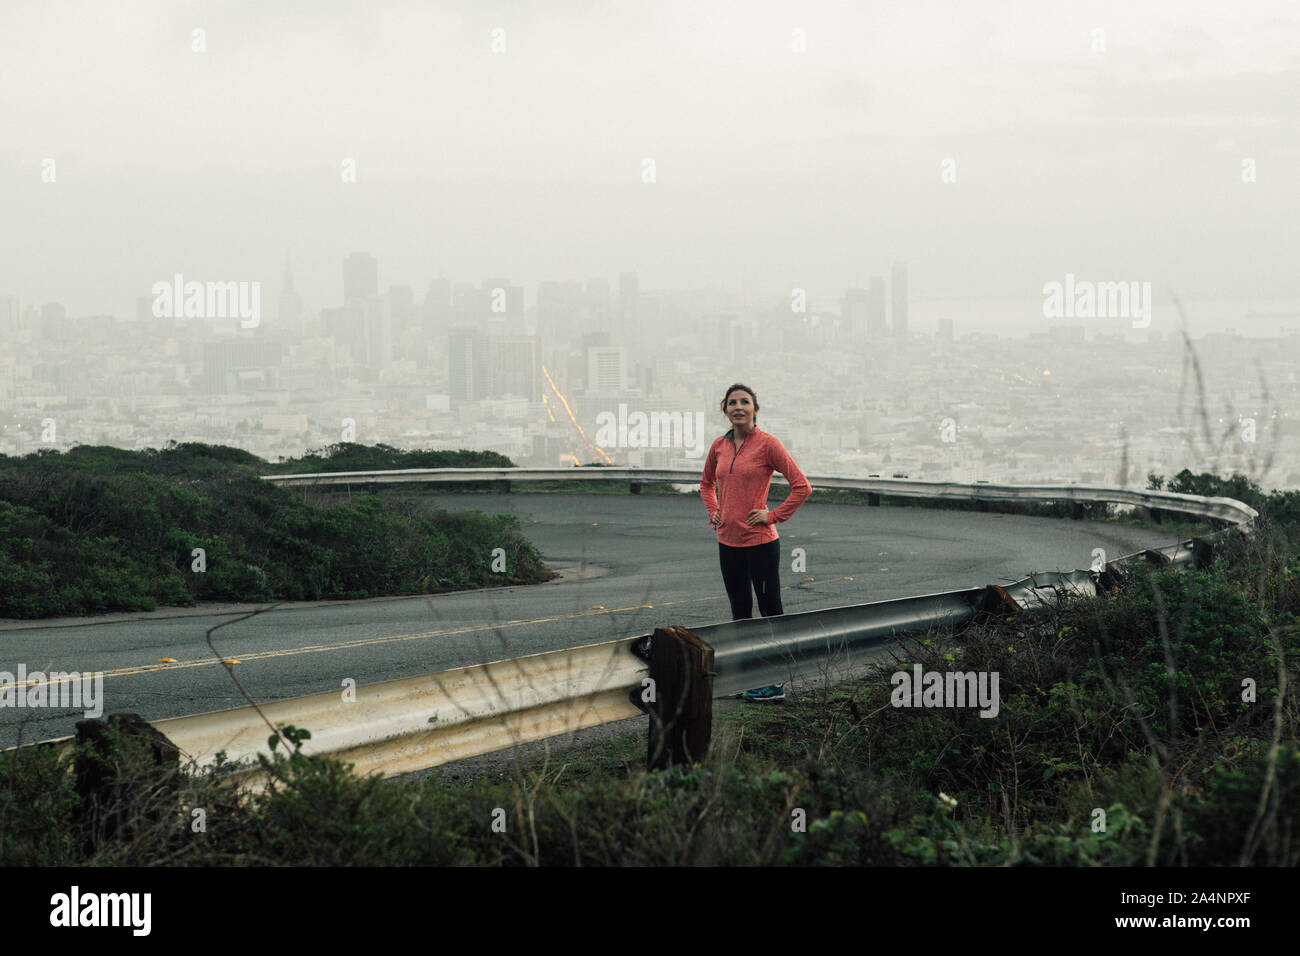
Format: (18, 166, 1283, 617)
(710, 509, 771, 528)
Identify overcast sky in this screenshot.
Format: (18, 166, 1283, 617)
(2, 0, 1298, 325)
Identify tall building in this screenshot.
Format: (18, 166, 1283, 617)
(202, 340, 283, 394)
(422, 278, 451, 336)
(344, 253, 378, 304)
(718, 314, 750, 365)
(363, 296, 393, 369)
(321, 303, 365, 365)
(39, 303, 70, 342)
(891, 262, 909, 337)
(448, 327, 490, 405)
(841, 288, 869, 343)
(633, 360, 653, 396)
(20, 305, 39, 338)
(868, 277, 887, 337)
(491, 334, 541, 401)
(0, 295, 17, 334)
(938, 317, 954, 343)
(387, 285, 415, 333)
(618, 271, 639, 344)
(480, 278, 524, 335)
(585, 276, 612, 339)
(537, 279, 583, 345)
(279, 256, 304, 335)
(451, 283, 483, 326)
(586, 345, 627, 392)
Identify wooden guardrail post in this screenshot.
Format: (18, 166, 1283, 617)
(647, 626, 714, 770)
(73, 713, 180, 856)
(970, 584, 1021, 627)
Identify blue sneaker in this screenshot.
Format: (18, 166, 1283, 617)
(741, 684, 785, 703)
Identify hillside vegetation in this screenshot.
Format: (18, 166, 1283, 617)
(0, 442, 549, 619)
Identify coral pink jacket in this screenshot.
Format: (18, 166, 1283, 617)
(699, 426, 811, 548)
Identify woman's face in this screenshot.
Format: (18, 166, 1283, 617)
(724, 390, 756, 431)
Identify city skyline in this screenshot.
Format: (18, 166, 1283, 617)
(3, 242, 1293, 490)
(6, 253, 1298, 340)
(3, 1, 1297, 485)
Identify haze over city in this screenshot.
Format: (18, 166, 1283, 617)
(3, 1, 1300, 895)
(2, 0, 1298, 485)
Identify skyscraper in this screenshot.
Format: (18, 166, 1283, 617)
(586, 345, 627, 392)
(344, 253, 378, 304)
(451, 283, 482, 326)
(718, 314, 751, 365)
(586, 276, 612, 339)
(385, 285, 416, 341)
(0, 295, 17, 335)
(618, 271, 639, 344)
(537, 279, 583, 345)
(423, 278, 451, 336)
(279, 256, 304, 335)
(448, 327, 490, 405)
(39, 303, 70, 342)
(868, 277, 887, 338)
(363, 296, 393, 370)
(841, 288, 869, 343)
(480, 278, 524, 335)
(491, 334, 541, 401)
(321, 303, 365, 365)
(891, 262, 909, 337)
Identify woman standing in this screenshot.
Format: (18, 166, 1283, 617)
(699, 383, 812, 701)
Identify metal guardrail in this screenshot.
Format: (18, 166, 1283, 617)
(12, 472, 1257, 784)
(260, 466, 1260, 528)
(671, 546, 1210, 699)
(159, 636, 644, 786)
(696, 586, 987, 698)
(13, 637, 647, 789)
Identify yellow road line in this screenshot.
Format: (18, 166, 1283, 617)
(8, 597, 718, 689)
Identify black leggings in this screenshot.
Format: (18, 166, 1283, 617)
(718, 539, 784, 620)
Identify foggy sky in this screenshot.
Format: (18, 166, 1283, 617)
(2, 0, 1298, 322)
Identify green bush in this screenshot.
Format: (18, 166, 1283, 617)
(0, 443, 549, 618)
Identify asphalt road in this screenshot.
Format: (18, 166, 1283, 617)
(0, 493, 1184, 747)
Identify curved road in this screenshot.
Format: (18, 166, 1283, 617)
(0, 494, 1187, 747)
